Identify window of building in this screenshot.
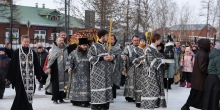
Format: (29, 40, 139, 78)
(34, 30, 39, 34)
(34, 30, 46, 43)
(192, 32, 195, 36)
(5, 28, 19, 44)
(50, 16, 58, 21)
(40, 31, 46, 34)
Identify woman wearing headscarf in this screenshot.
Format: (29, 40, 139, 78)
(181, 39, 210, 110)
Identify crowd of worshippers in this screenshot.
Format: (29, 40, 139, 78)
(0, 30, 219, 110)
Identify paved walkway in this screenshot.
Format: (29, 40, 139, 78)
(0, 84, 200, 110)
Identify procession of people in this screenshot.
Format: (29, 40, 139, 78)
(0, 30, 220, 110)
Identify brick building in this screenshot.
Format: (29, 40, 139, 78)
(155, 24, 217, 42)
(0, 3, 84, 48)
(168, 24, 217, 41)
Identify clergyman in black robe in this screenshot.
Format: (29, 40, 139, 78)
(7, 35, 46, 110)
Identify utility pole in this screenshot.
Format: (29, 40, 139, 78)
(136, 0, 140, 34)
(100, 1, 104, 29)
(218, 0, 220, 39)
(10, 0, 13, 47)
(67, 0, 71, 39)
(206, 0, 210, 39)
(103, 1, 106, 29)
(126, 0, 130, 42)
(64, 0, 67, 42)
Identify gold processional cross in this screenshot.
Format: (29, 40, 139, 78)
(26, 59, 29, 65)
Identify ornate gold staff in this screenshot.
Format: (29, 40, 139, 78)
(149, 25, 154, 44)
(107, 19, 113, 55)
(145, 32, 149, 44)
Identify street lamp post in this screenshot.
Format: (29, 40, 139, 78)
(10, 0, 13, 48)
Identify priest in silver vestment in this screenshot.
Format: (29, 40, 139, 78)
(88, 30, 115, 110)
(121, 35, 139, 102)
(47, 37, 69, 104)
(65, 38, 91, 107)
(132, 34, 147, 108)
(110, 35, 123, 101)
(141, 34, 167, 109)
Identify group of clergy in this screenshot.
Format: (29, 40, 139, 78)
(6, 29, 171, 110)
(44, 30, 170, 110)
(122, 34, 168, 109)
(44, 30, 123, 110)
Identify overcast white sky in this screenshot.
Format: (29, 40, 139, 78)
(17, 0, 57, 9)
(16, 0, 209, 24)
(17, 0, 202, 11)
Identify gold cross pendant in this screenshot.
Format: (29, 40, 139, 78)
(26, 60, 29, 65)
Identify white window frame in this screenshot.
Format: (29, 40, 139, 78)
(5, 28, 19, 44)
(192, 32, 195, 36)
(34, 30, 46, 43)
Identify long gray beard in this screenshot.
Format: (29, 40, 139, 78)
(58, 44, 65, 49)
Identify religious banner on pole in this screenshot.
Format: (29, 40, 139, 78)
(164, 34, 175, 63)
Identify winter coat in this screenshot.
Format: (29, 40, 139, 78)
(175, 47, 181, 54)
(180, 53, 194, 73)
(203, 74, 220, 110)
(164, 50, 179, 78)
(208, 48, 220, 79)
(37, 50, 48, 68)
(4, 48, 14, 59)
(0, 54, 10, 83)
(191, 39, 210, 91)
(178, 51, 184, 65)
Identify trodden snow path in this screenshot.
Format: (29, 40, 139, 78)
(0, 84, 200, 110)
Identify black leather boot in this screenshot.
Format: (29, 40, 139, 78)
(136, 103, 141, 108)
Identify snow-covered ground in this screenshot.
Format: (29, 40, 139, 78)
(0, 84, 200, 110)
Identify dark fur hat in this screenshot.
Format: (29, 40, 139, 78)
(78, 38, 89, 45)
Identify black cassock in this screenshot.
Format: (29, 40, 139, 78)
(7, 47, 46, 110)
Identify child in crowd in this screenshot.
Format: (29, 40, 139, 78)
(180, 47, 194, 88)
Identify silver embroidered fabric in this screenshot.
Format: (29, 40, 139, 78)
(65, 50, 91, 101)
(121, 45, 138, 99)
(110, 43, 123, 87)
(19, 47, 34, 103)
(141, 46, 167, 109)
(88, 42, 114, 104)
(47, 43, 69, 91)
(133, 47, 145, 103)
